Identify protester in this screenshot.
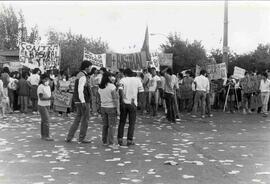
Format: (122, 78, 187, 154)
(37, 73, 54, 141)
(240, 71, 254, 114)
(205, 74, 213, 117)
(17, 72, 31, 113)
(117, 68, 144, 146)
(162, 67, 176, 122)
(259, 72, 270, 117)
(98, 72, 119, 148)
(181, 71, 194, 112)
(0, 73, 10, 117)
(159, 72, 167, 114)
(66, 60, 92, 143)
(148, 67, 161, 116)
(28, 68, 41, 114)
(192, 70, 209, 118)
(142, 68, 151, 114)
(8, 72, 19, 112)
(89, 67, 99, 116)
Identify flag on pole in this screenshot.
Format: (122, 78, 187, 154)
(141, 26, 151, 61)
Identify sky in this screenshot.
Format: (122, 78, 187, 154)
(2, 1, 270, 54)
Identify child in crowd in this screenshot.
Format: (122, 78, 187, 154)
(0, 73, 10, 117)
(37, 74, 54, 141)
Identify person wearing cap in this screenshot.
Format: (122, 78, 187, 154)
(37, 73, 54, 141)
(66, 60, 92, 144)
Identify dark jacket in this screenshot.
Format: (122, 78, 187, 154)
(17, 78, 31, 96)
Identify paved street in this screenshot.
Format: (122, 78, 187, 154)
(0, 111, 270, 184)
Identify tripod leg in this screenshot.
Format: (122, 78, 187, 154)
(223, 85, 230, 112)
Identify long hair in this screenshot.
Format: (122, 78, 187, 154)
(99, 72, 112, 89)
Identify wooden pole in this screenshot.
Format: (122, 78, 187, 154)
(222, 0, 229, 70)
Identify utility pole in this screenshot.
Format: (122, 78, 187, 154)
(222, 0, 229, 69)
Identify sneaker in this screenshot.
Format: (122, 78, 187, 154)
(127, 140, 135, 146)
(191, 115, 197, 118)
(201, 115, 206, 118)
(118, 139, 123, 146)
(248, 110, 252, 114)
(108, 144, 119, 149)
(65, 138, 72, 143)
(208, 114, 213, 117)
(78, 139, 92, 144)
(42, 137, 54, 141)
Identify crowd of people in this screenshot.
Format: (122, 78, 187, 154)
(1, 60, 270, 147)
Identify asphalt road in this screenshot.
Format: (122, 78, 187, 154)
(0, 111, 269, 184)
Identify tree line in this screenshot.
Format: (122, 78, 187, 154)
(0, 4, 270, 75)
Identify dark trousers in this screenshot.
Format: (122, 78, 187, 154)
(101, 107, 117, 145)
(67, 103, 90, 141)
(19, 96, 28, 113)
(117, 103, 137, 142)
(38, 106, 50, 138)
(164, 92, 175, 122)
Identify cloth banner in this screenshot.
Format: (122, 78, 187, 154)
(54, 91, 73, 108)
(83, 48, 106, 68)
(233, 66, 245, 79)
(159, 53, 173, 66)
(19, 42, 60, 70)
(106, 51, 147, 71)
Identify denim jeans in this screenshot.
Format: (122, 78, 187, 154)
(101, 107, 117, 145)
(67, 103, 90, 141)
(193, 90, 206, 115)
(242, 93, 252, 110)
(148, 91, 159, 115)
(205, 93, 212, 115)
(117, 103, 137, 142)
(38, 105, 50, 138)
(164, 92, 176, 122)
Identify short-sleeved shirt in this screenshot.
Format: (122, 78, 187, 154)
(28, 74, 40, 86)
(119, 77, 144, 106)
(98, 83, 117, 108)
(149, 75, 161, 92)
(37, 84, 51, 106)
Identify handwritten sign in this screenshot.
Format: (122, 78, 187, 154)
(106, 52, 147, 71)
(148, 52, 160, 71)
(19, 42, 60, 70)
(233, 66, 245, 79)
(54, 91, 73, 108)
(159, 53, 173, 66)
(59, 80, 70, 91)
(83, 48, 106, 68)
(196, 63, 227, 80)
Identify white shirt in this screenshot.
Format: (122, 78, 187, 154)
(160, 76, 165, 89)
(260, 79, 270, 92)
(78, 75, 86, 103)
(194, 75, 210, 92)
(28, 74, 40, 86)
(149, 75, 161, 92)
(119, 77, 144, 106)
(98, 83, 117, 108)
(172, 74, 179, 89)
(37, 84, 51, 106)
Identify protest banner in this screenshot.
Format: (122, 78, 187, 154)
(195, 63, 227, 80)
(159, 53, 173, 67)
(54, 91, 73, 112)
(59, 80, 71, 91)
(19, 42, 60, 70)
(83, 48, 106, 68)
(148, 52, 160, 71)
(233, 66, 245, 79)
(106, 51, 147, 71)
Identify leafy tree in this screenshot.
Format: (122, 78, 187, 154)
(28, 24, 40, 44)
(46, 29, 109, 73)
(160, 33, 207, 72)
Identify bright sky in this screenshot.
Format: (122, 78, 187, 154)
(3, 1, 270, 54)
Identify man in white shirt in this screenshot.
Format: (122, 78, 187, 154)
(117, 68, 144, 146)
(260, 72, 270, 117)
(142, 68, 151, 114)
(148, 67, 161, 116)
(192, 70, 209, 118)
